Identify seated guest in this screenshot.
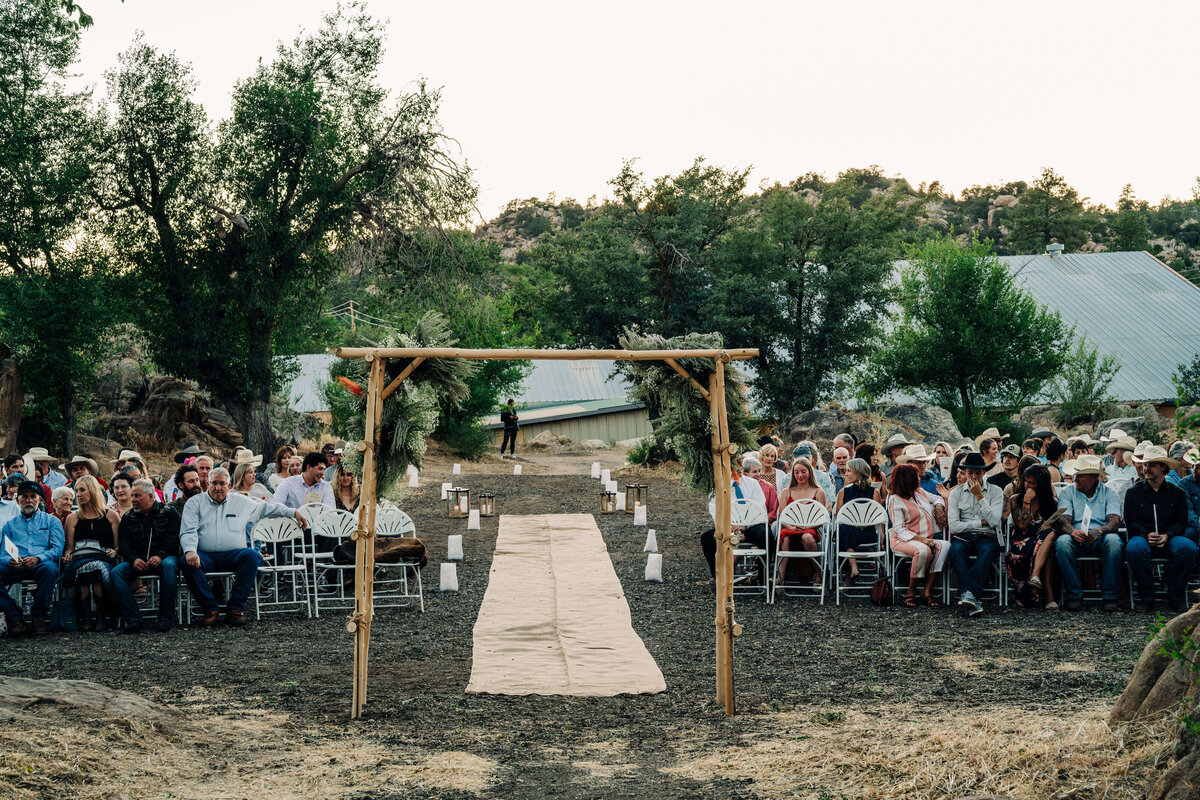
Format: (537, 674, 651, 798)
(830, 447, 851, 495)
(0, 481, 18, 528)
(25, 447, 66, 490)
(1022, 438, 1042, 458)
(880, 433, 912, 480)
(896, 444, 943, 497)
(3, 475, 21, 502)
(1044, 439, 1068, 483)
(1002, 455, 1042, 511)
(0, 481, 64, 634)
(273, 451, 335, 509)
(854, 443, 888, 501)
(51, 486, 74, 523)
(989, 444, 1022, 490)
(834, 458, 884, 583)
(1055, 455, 1124, 612)
(1167, 443, 1194, 488)
(1183, 449, 1200, 542)
(170, 464, 202, 514)
(1125, 445, 1198, 612)
(112, 479, 183, 633)
(1103, 436, 1138, 493)
(973, 427, 1008, 477)
(886, 464, 947, 607)
(231, 451, 273, 501)
(700, 462, 768, 579)
(195, 455, 215, 492)
(777, 456, 826, 583)
(758, 444, 788, 495)
(62, 476, 121, 630)
(827, 433, 856, 478)
(796, 442, 835, 508)
(1031, 426, 1055, 455)
(947, 452, 1004, 617)
(287, 455, 302, 477)
(108, 473, 135, 517)
(1067, 435, 1097, 460)
(741, 456, 777, 523)
(164, 443, 206, 501)
(180, 468, 308, 626)
(323, 442, 347, 482)
(267, 445, 296, 490)
(1004, 464, 1066, 609)
(67, 454, 106, 491)
(333, 464, 360, 514)
(1099, 428, 1128, 467)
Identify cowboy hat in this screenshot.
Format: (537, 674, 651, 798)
(973, 427, 1009, 450)
(1030, 426, 1054, 439)
(109, 449, 142, 463)
(174, 442, 207, 463)
(958, 452, 989, 471)
(895, 444, 935, 465)
(882, 433, 912, 452)
(1105, 435, 1136, 453)
(66, 454, 99, 475)
(1133, 445, 1178, 469)
(1073, 454, 1104, 476)
(1133, 440, 1151, 458)
(1185, 448, 1199, 467)
(22, 447, 55, 463)
(230, 449, 263, 467)
(999, 444, 1022, 459)
(1062, 459, 1077, 477)
(1068, 433, 1098, 447)
(1099, 428, 1127, 443)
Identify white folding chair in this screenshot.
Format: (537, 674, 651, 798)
(773, 499, 831, 604)
(309, 508, 358, 617)
(725, 498, 771, 601)
(298, 502, 330, 528)
(833, 499, 890, 604)
(373, 506, 424, 612)
(251, 517, 311, 619)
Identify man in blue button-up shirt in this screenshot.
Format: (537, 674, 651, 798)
(0, 482, 65, 634)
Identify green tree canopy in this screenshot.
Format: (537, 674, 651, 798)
(864, 235, 1070, 424)
(1005, 167, 1091, 253)
(1111, 184, 1152, 252)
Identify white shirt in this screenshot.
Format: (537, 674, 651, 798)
(272, 474, 335, 509)
(708, 474, 766, 518)
(179, 491, 296, 554)
(947, 482, 1004, 537)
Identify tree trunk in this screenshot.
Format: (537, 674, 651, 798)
(225, 395, 276, 459)
(60, 392, 75, 458)
(0, 356, 22, 454)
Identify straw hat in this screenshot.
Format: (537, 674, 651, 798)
(895, 444, 935, 465)
(23, 446, 55, 463)
(1133, 445, 1178, 469)
(1073, 454, 1104, 476)
(1062, 459, 1077, 477)
(109, 449, 142, 463)
(1099, 428, 1128, 443)
(1133, 440, 1151, 458)
(973, 427, 1009, 450)
(1105, 435, 1136, 453)
(882, 433, 912, 454)
(230, 449, 263, 467)
(66, 454, 99, 475)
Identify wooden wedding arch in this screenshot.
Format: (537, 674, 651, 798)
(332, 345, 759, 718)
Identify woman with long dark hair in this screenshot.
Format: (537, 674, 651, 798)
(886, 464, 946, 607)
(854, 443, 888, 502)
(1004, 464, 1066, 608)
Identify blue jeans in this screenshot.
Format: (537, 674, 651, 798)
(1055, 533, 1124, 601)
(1126, 535, 1200, 604)
(0, 560, 59, 621)
(111, 557, 179, 625)
(182, 549, 264, 613)
(948, 534, 1001, 600)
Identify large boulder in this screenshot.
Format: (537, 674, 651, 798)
(92, 357, 148, 414)
(783, 403, 968, 453)
(879, 404, 969, 446)
(1096, 416, 1147, 440)
(0, 675, 177, 724)
(90, 376, 243, 453)
(783, 404, 860, 444)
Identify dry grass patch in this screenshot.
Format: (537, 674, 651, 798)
(935, 654, 1017, 674)
(663, 703, 1173, 799)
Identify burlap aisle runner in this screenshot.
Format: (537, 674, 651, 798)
(466, 513, 666, 696)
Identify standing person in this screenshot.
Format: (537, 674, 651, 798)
(180, 468, 308, 626)
(111, 479, 183, 633)
(1055, 455, 1124, 612)
(62, 476, 121, 631)
(272, 452, 335, 509)
(0, 482, 64, 634)
(947, 452, 1005, 617)
(1125, 446, 1198, 612)
(500, 398, 519, 458)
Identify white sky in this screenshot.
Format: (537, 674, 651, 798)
(73, 0, 1200, 221)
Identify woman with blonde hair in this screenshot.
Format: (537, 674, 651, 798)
(835, 458, 885, 582)
(232, 461, 273, 501)
(64, 475, 121, 631)
(334, 464, 360, 513)
(758, 443, 788, 494)
(777, 457, 827, 584)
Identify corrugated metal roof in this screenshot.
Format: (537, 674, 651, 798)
(518, 359, 633, 403)
(885, 250, 1200, 403)
(481, 398, 642, 429)
(282, 353, 337, 413)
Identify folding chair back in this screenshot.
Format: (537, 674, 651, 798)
(299, 502, 330, 529)
(832, 498, 889, 604)
(773, 499, 832, 603)
(730, 498, 768, 528)
(376, 506, 416, 538)
(372, 506, 424, 612)
(250, 517, 311, 619)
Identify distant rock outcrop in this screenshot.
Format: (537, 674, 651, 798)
(782, 403, 968, 453)
(90, 375, 243, 453)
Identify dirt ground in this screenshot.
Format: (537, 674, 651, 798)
(0, 467, 1175, 800)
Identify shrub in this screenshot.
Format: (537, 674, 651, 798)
(1175, 353, 1200, 404)
(626, 436, 655, 466)
(1053, 339, 1121, 425)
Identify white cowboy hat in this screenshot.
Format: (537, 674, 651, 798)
(1105, 435, 1136, 453)
(231, 449, 263, 467)
(973, 427, 1009, 450)
(1068, 433, 1098, 447)
(66, 454, 99, 475)
(895, 444, 935, 465)
(109, 449, 142, 463)
(1099, 428, 1128, 443)
(1073, 454, 1104, 476)
(1133, 445, 1178, 469)
(22, 446, 55, 463)
(882, 433, 913, 452)
(1061, 459, 1077, 477)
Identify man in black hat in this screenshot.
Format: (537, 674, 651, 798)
(946, 452, 1004, 617)
(0, 481, 65, 633)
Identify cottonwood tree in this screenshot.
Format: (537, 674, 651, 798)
(0, 0, 112, 452)
(101, 5, 476, 453)
(865, 235, 1069, 426)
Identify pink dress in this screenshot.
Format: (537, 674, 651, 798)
(886, 492, 947, 578)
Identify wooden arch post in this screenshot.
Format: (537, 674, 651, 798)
(334, 346, 756, 719)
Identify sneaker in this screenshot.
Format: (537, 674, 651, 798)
(957, 591, 977, 608)
(1101, 600, 1119, 613)
(1065, 598, 1082, 612)
(968, 601, 984, 617)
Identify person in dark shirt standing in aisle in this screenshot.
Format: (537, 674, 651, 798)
(1124, 445, 1198, 613)
(500, 398, 519, 458)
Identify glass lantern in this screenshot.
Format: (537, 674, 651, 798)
(600, 491, 618, 514)
(478, 492, 496, 517)
(625, 483, 648, 514)
(447, 487, 470, 518)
